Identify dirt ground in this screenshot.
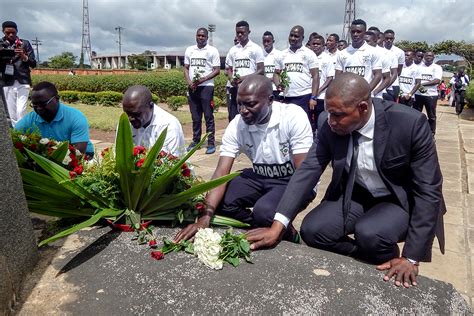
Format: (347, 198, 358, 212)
(89, 117, 230, 143)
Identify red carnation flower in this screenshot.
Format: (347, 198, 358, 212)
(100, 147, 109, 157)
(14, 142, 24, 151)
(136, 158, 145, 168)
(181, 168, 191, 177)
(69, 171, 77, 179)
(167, 154, 177, 161)
(133, 146, 146, 156)
(29, 144, 37, 151)
(159, 151, 167, 158)
(149, 239, 157, 248)
(68, 144, 75, 151)
(181, 163, 188, 169)
(151, 251, 164, 260)
(195, 202, 206, 211)
(73, 165, 83, 175)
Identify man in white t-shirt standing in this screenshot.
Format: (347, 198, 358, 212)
(363, 31, 395, 99)
(122, 85, 185, 157)
(399, 50, 421, 107)
(262, 31, 281, 100)
(274, 25, 319, 130)
(325, 33, 340, 67)
(308, 34, 334, 129)
(335, 19, 382, 93)
(383, 29, 405, 101)
(184, 27, 221, 154)
(225, 20, 265, 121)
(414, 51, 443, 134)
(175, 75, 314, 242)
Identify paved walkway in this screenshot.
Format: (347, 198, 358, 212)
(89, 104, 474, 307)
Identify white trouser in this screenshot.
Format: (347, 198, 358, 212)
(3, 80, 30, 127)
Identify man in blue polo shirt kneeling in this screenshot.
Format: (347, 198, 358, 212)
(15, 81, 94, 158)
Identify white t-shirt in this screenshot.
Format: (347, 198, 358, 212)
(386, 44, 405, 88)
(336, 42, 382, 84)
(225, 39, 265, 78)
(275, 46, 319, 97)
(315, 51, 335, 100)
(184, 44, 220, 87)
(220, 101, 313, 178)
(264, 48, 281, 91)
(326, 49, 339, 68)
(414, 63, 443, 97)
(373, 46, 397, 98)
(399, 63, 421, 97)
(131, 104, 185, 156)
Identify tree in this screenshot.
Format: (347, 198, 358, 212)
(432, 40, 474, 69)
(395, 40, 430, 53)
(128, 51, 153, 70)
(48, 52, 77, 69)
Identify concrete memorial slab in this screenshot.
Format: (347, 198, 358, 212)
(0, 104, 38, 313)
(18, 226, 471, 315)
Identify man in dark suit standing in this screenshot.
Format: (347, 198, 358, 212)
(247, 72, 445, 288)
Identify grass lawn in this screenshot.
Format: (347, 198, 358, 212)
(66, 103, 228, 131)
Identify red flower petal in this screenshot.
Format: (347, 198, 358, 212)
(181, 168, 191, 177)
(151, 251, 164, 260)
(149, 240, 157, 248)
(69, 171, 77, 179)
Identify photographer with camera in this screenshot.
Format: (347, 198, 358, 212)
(1, 21, 36, 126)
(450, 67, 470, 115)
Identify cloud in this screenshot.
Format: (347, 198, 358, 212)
(1, 0, 472, 63)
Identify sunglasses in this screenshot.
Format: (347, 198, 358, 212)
(31, 95, 56, 108)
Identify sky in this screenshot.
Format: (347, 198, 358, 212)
(1, 0, 473, 63)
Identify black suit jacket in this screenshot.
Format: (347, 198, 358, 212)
(277, 98, 445, 262)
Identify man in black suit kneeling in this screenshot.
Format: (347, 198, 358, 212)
(247, 72, 445, 288)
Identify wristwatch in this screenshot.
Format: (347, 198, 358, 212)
(310, 95, 318, 101)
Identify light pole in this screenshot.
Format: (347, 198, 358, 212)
(115, 26, 123, 69)
(208, 24, 216, 46)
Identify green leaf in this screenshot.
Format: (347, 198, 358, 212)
(21, 169, 78, 200)
(38, 208, 123, 247)
(115, 113, 135, 209)
(239, 239, 250, 253)
(143, 172, 239, 215)
(50, 141, 69, 163)
(226, 256, 240, 267)
(13, 148, 27, 165)
(24, 149, 111, 209)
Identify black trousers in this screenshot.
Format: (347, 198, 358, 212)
(414, 95, 438, 134)
(454, 90, 466, 115)
(217, 169, 291, 227)
(188, 86, 215, 146)
(301, 184, 409, 264)
(383, 86, 400, 102)
(283, 93, 313, 130)
(228, 86, 239, 122)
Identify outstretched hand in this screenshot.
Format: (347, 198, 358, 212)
(376, 257, 419, 288)
(246, 222, 286, 250)
(174, 217, 210, 243)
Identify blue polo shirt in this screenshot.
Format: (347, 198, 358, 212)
(15, 103, 94, 155)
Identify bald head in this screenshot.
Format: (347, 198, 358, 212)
(122, 85, 154, 129)
(123, 85, 152, 105)
(291, 25, 304, 35)
(239, 74, 273, 97)
(325, 73, 372, 135)
(326, 73, 371, 108)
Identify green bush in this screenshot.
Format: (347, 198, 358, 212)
(78, 92, 97, 105)
(167, 95, 188, 111)
(213, 96, 224, 112)
(96, 91, 123, 107)
(467, 84, 474, 108)
(32, 71, 228, 102)
(59, 90, 80, 103)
